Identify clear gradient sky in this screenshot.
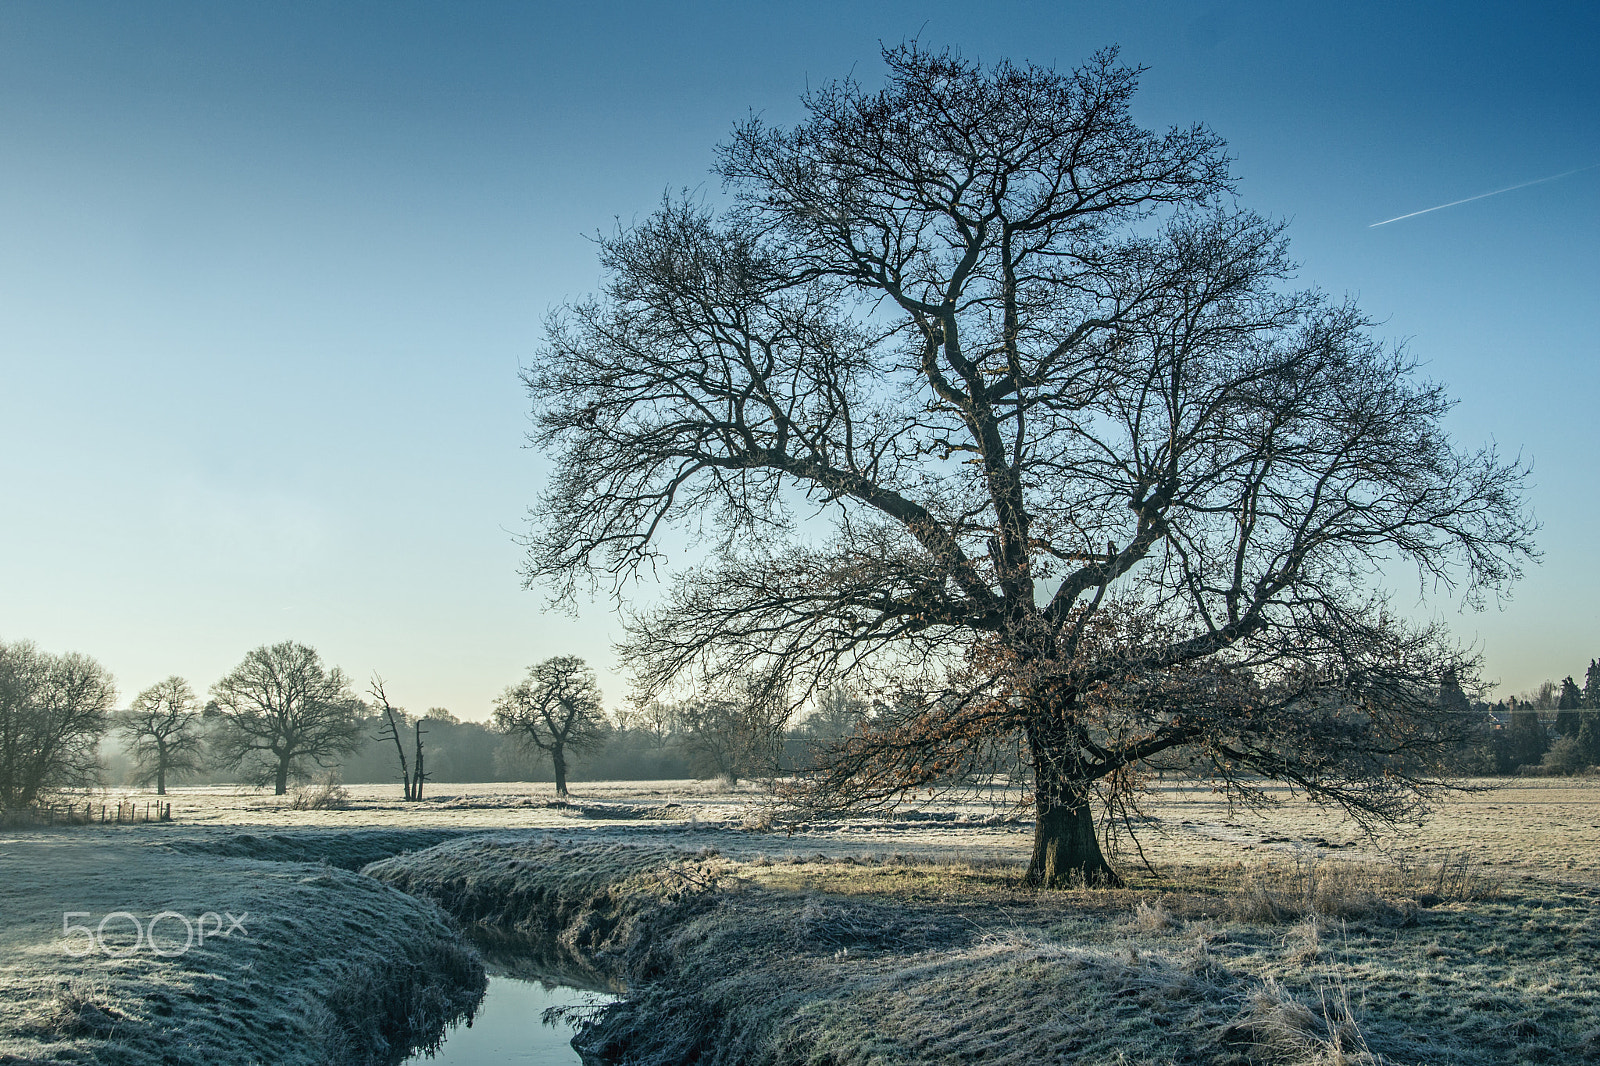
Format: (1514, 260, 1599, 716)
(2, 1, 1595, 719)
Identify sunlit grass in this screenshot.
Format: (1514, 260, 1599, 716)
(7, 777, 1598, 1064)
(371, 835, 1600, 1065)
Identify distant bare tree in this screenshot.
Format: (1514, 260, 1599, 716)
(804, 684, 872, 740)
(117, 676, 205, 795)
(0, 640, 116, 807)
(674, 674, 790, 785)
(493, 656, 607, 798)
(631, 701, 678, 749)
(369, 675, 415, 800)
(1520, 680, 1559, 710)
(521, 45, 1535, 884)
(210, 642, 365, 795)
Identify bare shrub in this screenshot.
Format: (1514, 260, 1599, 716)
(1418, 850, 1497, 904)
(1539, 736, 1589, 776)
(288, 774, 350, 810)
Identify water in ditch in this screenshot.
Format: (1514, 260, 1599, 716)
(403, 973, 616, 1065)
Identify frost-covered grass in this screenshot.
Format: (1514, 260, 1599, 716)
(72, 776, 1600, 883)
(164, 826, 478, 869)
(7, 777, 1599, 1063)
(0, 830, 485, 1065)
(369, 838, 1600, 1066)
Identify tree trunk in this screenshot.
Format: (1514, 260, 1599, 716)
(1024, 716, 1121, 888)
(382, 704, 412, 800)
(275, 758, 290, 796)
(1025, 794, 1119, 887)
(156, 765, 166, 796)
(552, 744, 568, 798)
(414, 721, 425, 800)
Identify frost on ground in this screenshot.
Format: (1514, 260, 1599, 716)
(0, 831, 484, 1065)
(5, 778, 1600, 1064)
(370, 835, 1600, 1066)
(49, 776, 1600, 880)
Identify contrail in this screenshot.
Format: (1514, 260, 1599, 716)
(1369, 163, 1600, 227)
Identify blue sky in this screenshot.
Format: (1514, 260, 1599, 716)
(1, 1, 1595, 717)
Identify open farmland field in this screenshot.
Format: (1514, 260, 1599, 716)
(27, 775, 1600, 880)
(4, 777, 1599, 1064)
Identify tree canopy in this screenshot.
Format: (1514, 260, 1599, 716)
(521, 45, 1535, 884)
(0, 640, 116, 808)
(118, 675, 206, 795)
(209, 641, 364, 795)
(493, 655, 608, 798)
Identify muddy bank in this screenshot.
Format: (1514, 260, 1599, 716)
(0, 831, 485, 1065)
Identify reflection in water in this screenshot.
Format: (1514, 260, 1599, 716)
(404, 975, 615, 1065)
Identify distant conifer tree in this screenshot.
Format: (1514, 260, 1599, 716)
(1438, 668, 1473, 717)
(1578, 714, 1600, 769)
(1509, 698, 1548, 770)
(1556, 676, 1584, 735)
(1435, 668, 1491, 774)
(1584, 659, 1600, 709)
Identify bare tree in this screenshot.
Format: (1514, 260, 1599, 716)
(1519, 679, 1559, 710)
(804, 684, 872, 740)
(369, 675, 415, 800)
(0, 640, 116, 808)
(492, 656, 607, 798)
(630, 701, 678, 749)
(117, 676, 205, 795)
(209, 642, 364, 795)
(674, 673, 790, 784)
(521, 46, 1535, 885)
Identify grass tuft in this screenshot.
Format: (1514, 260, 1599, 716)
(1213, 853, 1494, 924)
(27, 982, 126, 1040)
(1223, 977, 1379, 1066)
(1131, 898, 1176, 934)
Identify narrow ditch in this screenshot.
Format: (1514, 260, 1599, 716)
(400, 972, 615, 1065)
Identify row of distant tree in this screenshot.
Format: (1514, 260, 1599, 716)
(10, 632, 1598, 810)
(0, 637, 876, 807)
(1440, 658, 1600, 776)
(0, 637, 382, 804)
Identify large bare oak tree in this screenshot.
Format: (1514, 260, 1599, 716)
(209, 641, 364, 795)
(521, 46, 1535, 885)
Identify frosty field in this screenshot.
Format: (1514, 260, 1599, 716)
(37, 775, 1600, 876)
(3, 777, 1598, 1064)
